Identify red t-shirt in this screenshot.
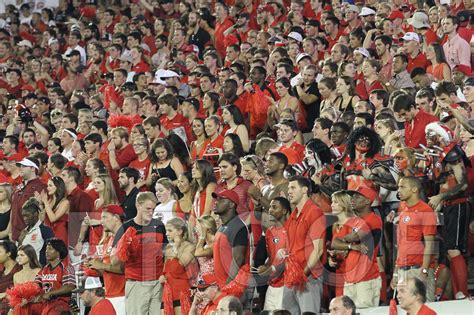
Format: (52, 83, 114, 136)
(90, 298, 117, 315)
(131, 60, 150, 73)
(407, 52, 430, 73)
(215, 17, 234, 57)
(213, 216, 248, 288)
(404, 110, 439, 149)
(285, 200, 326, 279)
(160, 113, 191, 141)
(408, 304, 437, 315)
(265, 226, 288, 287)
(129, 157, 151, 184)
(114, 144, 137, 169)
(280, 141, 305, 164)
(102, 235, 125, 298)
(397, 200, 437, 267)
(113, 219, 167, 281)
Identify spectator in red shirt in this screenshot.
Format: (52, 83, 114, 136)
(257, 197, 290, 311)
(130, 46, 150, 73)
(277, 119, 305, 164)
(397, 277, 437, 315)
(107, 127, 137, 172)
(76, 277, 117, 315)
(157, 94, 189, 142)
(284, 176, 326, 313)
(112, 192, 167, 314)
(392, 176, 436, 302)
(362, 59, 384, 96)
(400, 32, 430, 73)
(324, 15, 343, 50)
(214, 2, 235, 58)
(85, 204, 125, 315)
(393, 94, 439, 149)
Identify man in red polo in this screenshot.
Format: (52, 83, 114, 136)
(283, 176, 326, 313)
(393, 94, 438, 149)
(392, 177, 436, 302)
(400, 32, 430, 73)
(157, 94, 190, 141)
(333, 188, 382, 308)
(276, 119, 305, 164)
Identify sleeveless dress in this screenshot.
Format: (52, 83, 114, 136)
(163, 258, 195, 301)
(44, 205, 68, 246)
(150, 160, 178, 193)
(192, 189, 208, 219)
(0, 209, 10, 241)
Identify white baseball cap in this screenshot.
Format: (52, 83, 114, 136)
(16, 158, 39, 170)
(295, 53, 311, 63)
(287, 31, 303, 43)
(401, 32, 420, 42)
(160, 70, 179, 78)
(18, 40, 32, 48)
(407, 12, 430, 29)
(353, 47, 371, 58)
(152, 69, 168, 85)
(359, 7, 376, 16)
(73, 277, 103, 293)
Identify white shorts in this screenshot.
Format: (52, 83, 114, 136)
(108, 296, 126, 315)
(264, 285, 284, 311)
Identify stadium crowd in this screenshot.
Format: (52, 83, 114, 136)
(0, 0, 472, 314)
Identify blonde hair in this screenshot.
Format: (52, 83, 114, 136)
(394, 147, 416, 168)
(166, 217, 189, 241)
(96, 174, 118, 206)
(331, 190, 355, 217)
(197, 215, 217, 235)
(156, 177, 178, 200)
(136, 192, 158, 205)
(0, 184, 12, 204)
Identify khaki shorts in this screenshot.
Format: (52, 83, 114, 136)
(344, 277, 382, 309)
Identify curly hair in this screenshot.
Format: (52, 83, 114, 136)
(346, 127, 381, 161)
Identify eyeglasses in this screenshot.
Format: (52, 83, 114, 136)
(356, 136, 370, 144)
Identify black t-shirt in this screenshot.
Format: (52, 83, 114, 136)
(189, 28, 211, 59)
(113, 218, 168, 281)
(121, 187, 139, 221)
(293, 81, 320, 131)
(213, 216, 249, 288)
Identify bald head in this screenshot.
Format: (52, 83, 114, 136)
(329, 296, 356, 315)
(217, 296, 243, 315)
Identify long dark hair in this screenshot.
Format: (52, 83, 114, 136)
(166, 133, 190, 167)
(150, 139, 174, 163)
(305, 139, 332, 165)
(223, 104, 245, 125)
(225, 134, 245, 158)
(18, 244, 41, 269)
(194, 159, 216, 189)
(429, 43, 448, 64)
(50, 176, 67, 210)
(346, 127, 381, 161)
(0, 240, 17, 261)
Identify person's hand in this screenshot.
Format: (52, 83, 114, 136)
(248, 185, 263, 201)
(296, 77, 304, 86)
(107, 141, 116, 152)
(42, 292, 52, 300)
(86, 259, 105, 271)
(390, 275, 398, 290)
(328, 257, 338, 267)
(158, 275, 167, 284)
(74, 242, 83, 256)
(361, 164, 372, 180)
(244, 82, 255, 93)
(386, 210, 396, 223)
(257, 265, 272, 276)
(428, 194, 443, 210)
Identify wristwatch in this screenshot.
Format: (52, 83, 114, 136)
(422, 268, 428, 275)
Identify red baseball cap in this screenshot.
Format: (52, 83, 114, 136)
(356, 186, 377, 203)
(7, 153, 24, 162)
(196, 273, 217, 288)
(212, 190, 240, 205)
(388, 10, 404, 20)
(454, 64, 472, 76)
(102, 204, 124, 216)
